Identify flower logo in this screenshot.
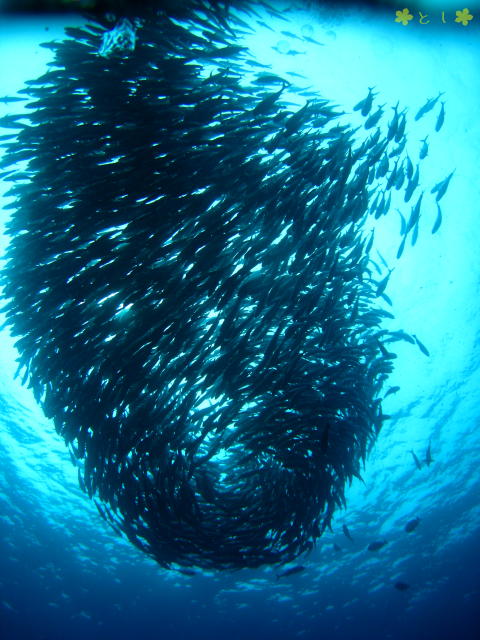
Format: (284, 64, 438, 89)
(395, 8, 414, 25)
(455, 8, 473, 25)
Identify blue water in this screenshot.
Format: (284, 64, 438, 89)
(1, 3, 479, 639)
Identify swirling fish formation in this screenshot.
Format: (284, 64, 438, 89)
(0, 1, 439, 570)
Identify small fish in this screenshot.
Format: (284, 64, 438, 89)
(419, 136, 429, 160)
(435, 101, 445, 132)
(410, 450, 423, 470)
(394, 581, 410, 591)
(376, 268, 394, 297)
(368, 540, 388, 552)
(413, 334, 430, 357)
(384, 385, 400, 398)
(365, 104, 384, 129)
(353, 87, 376, 117)
(0, 95, 25, 103)
(333, 543, 342, 552)
(343, 524, 354, 543)
(405, 517, 421, 533)
(432, 170, 455, 203)
(415, 92, 444, 121)
(406, 192, 423, 234)
(178, 568, 197, 576)
(432, 202, 442, 234)
(276, 565, 306, 579)
(396, 234, 407, 259)
(425, 440, 434, 466)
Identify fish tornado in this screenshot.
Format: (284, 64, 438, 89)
(0, 2, 446, 570)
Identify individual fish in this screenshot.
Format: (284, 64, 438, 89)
(364, 105, 384, 129)
(435, 101, 445, 132)
(405, 155, 413, 180)
(432, 202, 442, 234)
(302, 35, 324, 46)
(333, 543, 342, 552)
(343, 524, 354, 542)
(353, 87, 376, 117)
(0, 95, 26, 103)
(253, 73, 289, 86)
(406, 192, 423, 233)
(387, 101, 400, 140)
(410, 450, 423, 470)
(404, 163, 420, 203)
(376, 268, 394, 297)
(368, 540, 388, 551)
(396, 234, 407, 259)
(425, 440, 434, 466)
(276, 565, 306, 579)
(396, 208, 407, 235)
(413, 334, 430, 357)
(252, 83, 286, 115)
(376, 153, 389, 179)
(178, 568, 197, 576)
(405, 517, 420, 533)
(419, 136, 429, 160)
(414, 92, 444, 121)
(394, 581, 410, 591)
(384, 385, 400, 398)
(280, 30, 301, 40)
(389, 137, 407, 158)
(431, 170, 454, 202)
(394, 109, 407, 141)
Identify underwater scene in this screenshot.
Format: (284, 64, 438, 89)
(0, 1, 479, 639)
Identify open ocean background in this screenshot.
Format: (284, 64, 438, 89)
(0, 2, 479, 639)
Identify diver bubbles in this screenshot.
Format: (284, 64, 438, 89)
(0, 3, 439, 571)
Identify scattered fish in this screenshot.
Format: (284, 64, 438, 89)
(353, 87, 377, 117)
(419, 136, 429, 160)
(425, 440, 434, 466)
(343, 524, 354, 543)
(405, 517, 420, 533)
(410, 450, 423, 470)
(435, 101, 445, 132)
(432, 202, 442, 234)
(431, 170, 454, 203)
(413, 334, 430, 357)
(368, 540, 388, 551)
(414, 92, 444, 121)
(276, 565, 306, 579)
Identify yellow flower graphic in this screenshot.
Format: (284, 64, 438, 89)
(455, 8, 473, 25)
(395, 8, 413, 25)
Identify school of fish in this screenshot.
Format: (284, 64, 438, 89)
(0, 0, 452, 571)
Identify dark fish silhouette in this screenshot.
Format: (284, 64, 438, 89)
(368, 540, 388, 551)
(432, 202, 442, 234)
(405, 517, 420, 533)
(414, 92, 444, 121)
(394, 581, 410, 591)
(353, 86, 377, 117)
(410, 450, 423, 470)
(343, 524, 354, 543)
(419, 136, 429, 160)
(276, 565, 306, 579)
(413, 334, 430, 357)
(431, 170, 455, 203)
(435, 101, 445, 132)
(425, 441, 434, 466)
